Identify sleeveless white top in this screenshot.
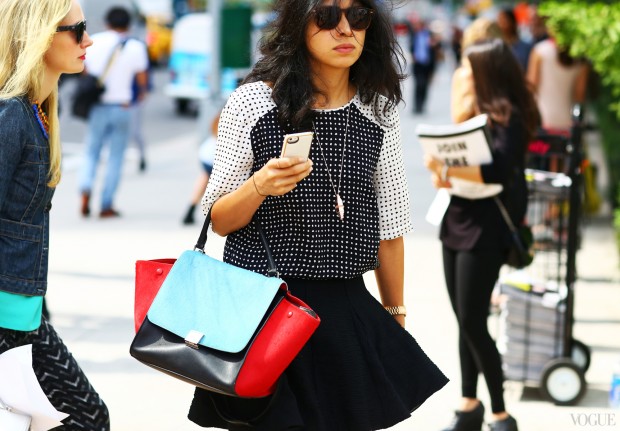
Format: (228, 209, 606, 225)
(534, 39, 585, 130)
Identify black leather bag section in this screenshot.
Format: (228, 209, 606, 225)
(494, 196, 534, 269)
(71, 74, 104, 119)
(130, 290, 285, 396)
(505, 224, 534, 269)
(71, 39, 128, 120)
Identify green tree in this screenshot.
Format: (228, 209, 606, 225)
(540, 1, 620, 117)
(539, 1, 620, 208)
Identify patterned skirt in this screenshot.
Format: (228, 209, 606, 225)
(188, 277, 448, 430)
(0, 318, 110, 430)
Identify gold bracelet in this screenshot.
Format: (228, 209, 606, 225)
(252, 174, 267, 197)
(384, 305, 407, 317)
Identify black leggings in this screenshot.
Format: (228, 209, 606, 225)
(442, 245, 506, 413)
(0, 318, 110, 430)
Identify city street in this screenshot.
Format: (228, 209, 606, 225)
(45, 55, 620, 431)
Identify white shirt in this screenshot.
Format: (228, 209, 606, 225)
(84, 30, 148, 105)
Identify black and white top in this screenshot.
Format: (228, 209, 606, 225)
(202, 82, 412, 279)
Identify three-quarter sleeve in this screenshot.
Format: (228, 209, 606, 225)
(373, 105, 413, 240)
(201, 92, 255, 215)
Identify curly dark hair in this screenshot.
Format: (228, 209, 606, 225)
(243, 0, 406, 129)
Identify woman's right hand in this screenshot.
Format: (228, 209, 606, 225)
(424, 155, 452, 189)
(253, 157, 313, 197)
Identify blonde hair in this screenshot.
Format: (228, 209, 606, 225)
(0, 0, 72, 187)
(461, 18, 502, 51)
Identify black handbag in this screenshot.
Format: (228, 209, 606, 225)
(129, 213, 320, 398)
(494, 196, 534, 269)
(71, 74, 105, 119)
(71, 40, 126, 119)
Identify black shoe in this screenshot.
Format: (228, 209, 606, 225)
(489, 415, 518, 431)
(441, 402, 484, 431)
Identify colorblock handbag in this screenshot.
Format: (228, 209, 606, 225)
(0, 397, 31, 431)
(129, 212, 320, 398)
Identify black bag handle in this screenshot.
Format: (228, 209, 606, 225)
(493, 196, 527, 255)
(194, 209, 280, 278)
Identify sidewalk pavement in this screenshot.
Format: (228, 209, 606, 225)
(44, 64, 620, 430)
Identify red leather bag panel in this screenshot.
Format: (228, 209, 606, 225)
(235, 292, 320, 397)
(134, 259, 176, 332)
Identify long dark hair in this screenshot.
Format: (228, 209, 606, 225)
(244, 0, 406, 129)
(464, 38, 539, 142)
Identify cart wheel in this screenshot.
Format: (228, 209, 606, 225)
(571, 338, 591, 372)
(540, 358, 587, 405)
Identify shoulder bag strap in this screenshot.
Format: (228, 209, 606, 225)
(493, 196, 518, 233)
(194, 209, 279, 277)
(97, 39, 128, 86)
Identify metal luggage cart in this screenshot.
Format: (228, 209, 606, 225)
(496, 106, 590, 406)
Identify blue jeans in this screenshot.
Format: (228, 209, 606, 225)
(79, 104, 131, 209)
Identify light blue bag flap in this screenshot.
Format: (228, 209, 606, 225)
(147, 250, 284, 353)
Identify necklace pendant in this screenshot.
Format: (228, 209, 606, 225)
(336, 194, 345, 221)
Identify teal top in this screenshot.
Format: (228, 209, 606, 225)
(0, 291, 43, 331)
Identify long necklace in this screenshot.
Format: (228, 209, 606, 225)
(312, 102, 351, 221)
(31, 100, 49, 140)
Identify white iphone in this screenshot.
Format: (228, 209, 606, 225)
(280, 131, 313, 161)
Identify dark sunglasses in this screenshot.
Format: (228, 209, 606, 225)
(56, 20, 87, 44)
(313, 6, 374, 31)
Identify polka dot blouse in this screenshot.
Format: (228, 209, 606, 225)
(202, 81, 412, 279)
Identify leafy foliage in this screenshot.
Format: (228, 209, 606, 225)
(539, 1, 620, 119)
(540, 0, 620, 212)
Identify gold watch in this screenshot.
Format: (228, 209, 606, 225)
(384, 305, 407, 317)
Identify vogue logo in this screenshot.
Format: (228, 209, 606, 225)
(570, 413, 617, 427)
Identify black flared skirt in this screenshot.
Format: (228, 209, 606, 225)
(188, 277, 448, 430)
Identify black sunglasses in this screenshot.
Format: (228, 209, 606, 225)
(56, 20, 87, 44)
(313, 6, 374, 31)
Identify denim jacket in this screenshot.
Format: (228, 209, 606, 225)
(0, 97, 54, 296)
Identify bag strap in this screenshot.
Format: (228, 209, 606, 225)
(210, 379, 283, 426)
(494, 196, 531, 260)
(97, 39, 128, 86)
(194, 209, 280, 278)
(493, 196, 518, 233)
